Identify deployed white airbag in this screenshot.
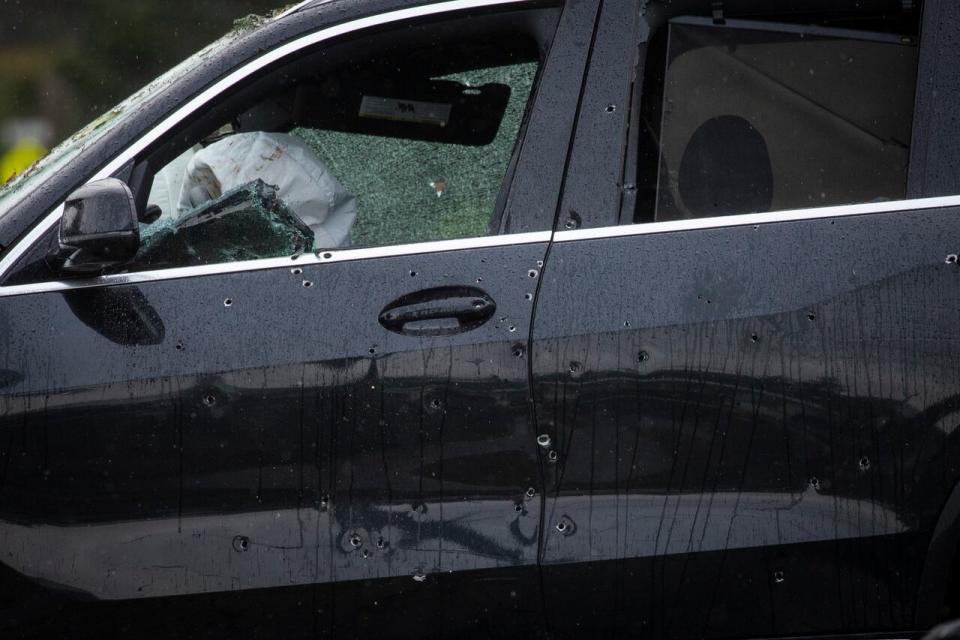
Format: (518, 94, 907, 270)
(176, 131, 357, 248)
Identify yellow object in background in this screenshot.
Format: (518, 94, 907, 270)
(1, 139, 47, 183)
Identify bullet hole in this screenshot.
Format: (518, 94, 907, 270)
(175, 341, 185, 352)
(223, 298, 233, 307)
(409, 270, 418, 277)
(750, 332, 760, 343)
(472, 299, 485, 308)
(569, 361, 582, 376)
(564, 211, 582, 230)
(807, 311, 816, 321)
(536, 434, 552, 448)
(368, 347, 377, 355)
(413, 570, 427, 583)
(605, 104, 616, 113)
(809, 477, 820, 491)
(537, 260, 544, 267)
(291, 267, 302, 275)
(858, 455, 871, 472)
(508, 325, 517, 333)
(524, 293, 533, 301)
(514, 503, 524, 513)
(774, 570, 785, 583)
(556, 516, 576, 535)
(415, 503, 428, 514)
(512, 345, 525, 358)
(232, 535, 250, 553)
(349, 533, 363, 548)
(946, 254, 958, 265)
(203, 394, 216, 407)
(321, 252, 333, 259)
(476, 277, 483, 283)
(638, 350, 650, 363)
(525, 487, 537, 499)
(623, 321, 631, 328)
(319, 495, 329, 511)
(376, 537, 386, 550)
(528, 269, 539, 279)
(361, 549, 371, 559)
(547, 450, 559, 463)
(430, 398, 442, 410)
(302, 280, 314, 288)
(555, 521, 567, 532)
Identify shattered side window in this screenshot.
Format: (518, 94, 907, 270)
(125, 36, 542, 272)
(292, 61, 538, 249)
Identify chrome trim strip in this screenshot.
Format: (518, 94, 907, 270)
(0, 231, 551, 298)
(554, 195, 960, 242)
(0, 0, 533, 281)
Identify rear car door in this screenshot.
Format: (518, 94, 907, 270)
(533, 1, 960, 638)
(0, 2, 595, 638)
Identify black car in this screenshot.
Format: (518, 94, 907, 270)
(1, 0, 960, 637)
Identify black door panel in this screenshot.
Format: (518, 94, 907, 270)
(0, 242, 546, 637)
(532, 207, 960, 638)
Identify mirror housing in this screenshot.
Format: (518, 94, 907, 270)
(56, 178, 139, 274)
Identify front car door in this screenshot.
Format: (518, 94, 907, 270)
(533, 0, 960, 638)
(0, 1, 596, 637)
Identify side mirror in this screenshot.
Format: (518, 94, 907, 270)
(55, 178, 139, 274)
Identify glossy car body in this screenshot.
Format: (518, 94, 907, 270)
(2, 0, 960, 638)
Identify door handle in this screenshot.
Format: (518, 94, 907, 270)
(379, 286, 496, 336)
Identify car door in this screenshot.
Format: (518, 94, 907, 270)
(533, 1, 960, 638)
(0, 2, 596, 638)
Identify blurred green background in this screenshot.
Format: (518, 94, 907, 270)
(0, 0, 283, 181)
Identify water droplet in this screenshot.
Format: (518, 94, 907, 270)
(232, 535, 249, 553)
(413, 569, 427, 583)
(536, 434, 552, 448)
(223, 298, 233, 307)
(859, 455, 871, 472)
(774, 570, 785, 583)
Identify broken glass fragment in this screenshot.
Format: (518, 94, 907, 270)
(134, 179, 314, 269)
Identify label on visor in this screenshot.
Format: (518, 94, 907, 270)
(359, 95, 451, 127)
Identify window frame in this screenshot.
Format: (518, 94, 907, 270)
(560, 0, 947, 236)
(0, 0, 575, 297)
